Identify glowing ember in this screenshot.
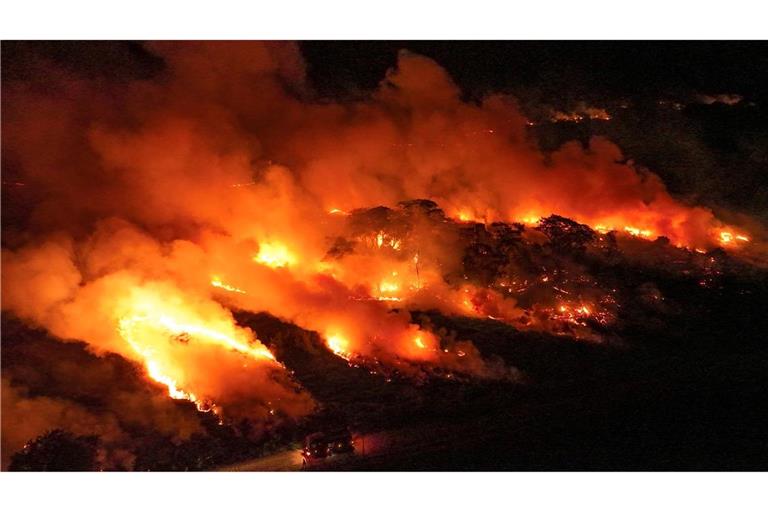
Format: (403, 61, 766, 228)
(551, 111, 585, 123)
(548, 302, 601, 330)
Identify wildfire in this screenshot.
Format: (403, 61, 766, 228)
(210, 276, 247, 294)
(516, 214, 750, 250)
(6, 42, 767, 436)
(371, 231, 402, 251)
(623, 226, 654, 238)
(584, 107, 612, 121)
(575, 305, 591, 315)
(594, 225, 611, 234)
(144, 359, 204, 406)
(550, 303, 597, 328)
(520, 215, 541, 226)
(458, 210, 474, 222)
(254, 242, 296, 268)
(118, 315, 206, 410)
(378, 274, 400, 297)
(548, 106, 611, 123)
(116, 288, 277, 410)
(551, 111, 585, 123)
(719, 231, 749, 245)
(325, 334, 352, 360)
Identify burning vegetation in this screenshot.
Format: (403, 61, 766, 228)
(2, 42, 767, 470)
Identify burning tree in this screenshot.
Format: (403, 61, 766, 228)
(538, 215, 597, 254)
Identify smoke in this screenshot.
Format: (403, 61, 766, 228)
(1, 317, 205, 469)
(4, 43, 751, 247)
(1, 223, 316, 421)
(2, 42, 763, 454)
(2, 377, 124, 469)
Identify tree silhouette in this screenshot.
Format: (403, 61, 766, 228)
(9, 429, 100, 471)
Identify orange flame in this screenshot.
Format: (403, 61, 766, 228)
(254, 242, 296, 268)
(325, 333, 352, 360)
(117, 289, 276, 410)
(210, 276, 247, 294)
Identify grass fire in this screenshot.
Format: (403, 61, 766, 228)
(2, 41, 767, 472)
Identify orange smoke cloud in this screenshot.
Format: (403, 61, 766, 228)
(2, 42, 763, 436)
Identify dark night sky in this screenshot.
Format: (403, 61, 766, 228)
(300, 41, 768, 103)
(3, 41, 768, 220)
(6, 41, 768, 100)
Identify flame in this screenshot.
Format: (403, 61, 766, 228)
(325, 334, 352, 360)
(116, 288, 277, 410)
(375, 271, 405, 301)
(4, 42, 765, 432)
(379, 279, 400, 294)
(551, 111, 584, 123)
(717, 231, 751, 246)
(370, 231, 402, 251)
(458, 210, 473, 222)
(119, 312, 274, 367)
(521, 215, 541, 226)
(623, 226, 654, 238)
(594, 225, 611, 234)
(549, 302, 599, 330)
(254, 242, 296, 268)
(118, 315, 205, 410)
(210, 276, 247, 294)
(548, 106, 611, 123)
(144, 359, 199, 403)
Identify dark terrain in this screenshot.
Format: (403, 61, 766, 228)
(234, 247, 768, 470)
(4, 221, 768, 470)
